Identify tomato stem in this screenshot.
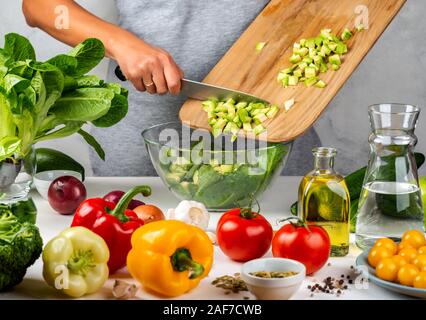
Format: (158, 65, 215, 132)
(239, 194, 261, 219)
(276, 216, 312, 233)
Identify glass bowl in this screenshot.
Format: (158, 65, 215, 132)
(142, 122, 292, 210)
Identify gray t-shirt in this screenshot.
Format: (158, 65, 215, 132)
(90, 0, 320, 176)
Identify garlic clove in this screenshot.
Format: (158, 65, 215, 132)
(112, 280, 138, 299)
(206, 231, 217, 245)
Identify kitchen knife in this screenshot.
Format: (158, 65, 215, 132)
(114, 66, 268, 104)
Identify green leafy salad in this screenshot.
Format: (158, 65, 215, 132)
(159, 141, 290, 209)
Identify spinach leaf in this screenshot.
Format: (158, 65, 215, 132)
(50, 88, 114, 122)
(6, 61, 34, 79)
(35, 121, 83, 143)
(92, 93, 128, 127)
(77, 129, 105, 161)
(46, 54, 78, 75)
(68, 38, 105, 76)
(3, 74, 31, 94)
(75, 75, 103, 88)
(3, 33, 36, 62)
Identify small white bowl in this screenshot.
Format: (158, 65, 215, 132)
(241, 258, 306, 300)
(34, 170, 83, 200)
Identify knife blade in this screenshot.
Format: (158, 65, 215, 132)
(114, 66, 268, 104)
(180, 79, 269, 104)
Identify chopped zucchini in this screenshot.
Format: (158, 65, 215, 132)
(255, 42, 267, 52)
(341, 28, 353, 41)
(278, 27, 357, 90)
(315, 80, 327, 88)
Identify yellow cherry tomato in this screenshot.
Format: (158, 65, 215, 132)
(413, 271, 426, 289)
(397, 264, 419, 286)
(418, 246, 426, 255)
(368, 247, 393, 268)
(412, 254, 426, 271)
(391, 255, 408, 269)
(398, 241, 415, 252)
(401, 230, 426, 249)
(398, 247, 418, 263)
(373, 238, 398, 255)
(376, 258, 399, 282)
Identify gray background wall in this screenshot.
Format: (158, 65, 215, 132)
(1, 0, 425, 176)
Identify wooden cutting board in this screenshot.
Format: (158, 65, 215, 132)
(179, 0, 405, 142)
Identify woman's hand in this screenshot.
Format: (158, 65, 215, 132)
(22, 0, 183, 95)
(110, 36, 184, 95)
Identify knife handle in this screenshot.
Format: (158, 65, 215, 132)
(114, 66, 127, 81)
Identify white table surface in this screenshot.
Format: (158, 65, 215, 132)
(0, 176, 413, 300)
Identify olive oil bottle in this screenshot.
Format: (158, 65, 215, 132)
(298, 147, 350, 256)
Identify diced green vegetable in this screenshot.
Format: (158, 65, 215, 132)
(315, 80, 327, 88)
(319, 62, 328, 73)
(237, 108, 250, 123)
(256, 42, 266, 52)
(266, 105, 279, 118)
(253, 124, 265, 135)
(304, 67, 317, 78)
(304, 77, 318, 87)
(253, 113, 267, 124)
(289, 54, 302, 64)
(202, 95, 281, 140)
(288, 75, 299, 86)
(335, 43, 347, 55)
(293, 68, 303, 78)
(341, 28, 353, 41)
(305, 38, 315, 49)
(331, 64, 340, 71)
(329, 54, 341, 65)
(277, 27, 358, 90)
(235, 102, 247, 109)
(243, 122, 252, 132)
(356, 24, 365, 32)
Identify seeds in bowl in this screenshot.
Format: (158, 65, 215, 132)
(212, 273, 249, 293)
(249, 271, 298, 278)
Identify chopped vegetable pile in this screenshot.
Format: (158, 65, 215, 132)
(202, 98, 280, 141)
(277, 28, 358, 89)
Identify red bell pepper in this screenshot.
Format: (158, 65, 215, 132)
(71, 185, 151, 274)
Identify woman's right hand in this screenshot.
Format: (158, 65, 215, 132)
(110, 35, 184, 95)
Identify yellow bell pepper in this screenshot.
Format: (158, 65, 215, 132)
(127, 220, 213, 297)
(42, 226, 110, 298)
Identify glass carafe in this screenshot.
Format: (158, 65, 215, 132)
(356, 104, 424, 249)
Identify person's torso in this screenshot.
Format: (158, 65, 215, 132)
(93, 1, 270, 175)
(114, 0, 269, 80)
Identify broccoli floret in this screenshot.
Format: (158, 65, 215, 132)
(0, 210, 43, 291)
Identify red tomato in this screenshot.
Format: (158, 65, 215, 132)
(216, 208, 273, 262)
(272, 222, 331, 275)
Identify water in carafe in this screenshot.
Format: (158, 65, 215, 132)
(356, 104, 424, 249)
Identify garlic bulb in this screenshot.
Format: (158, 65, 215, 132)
(167, 200, 210, 230)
